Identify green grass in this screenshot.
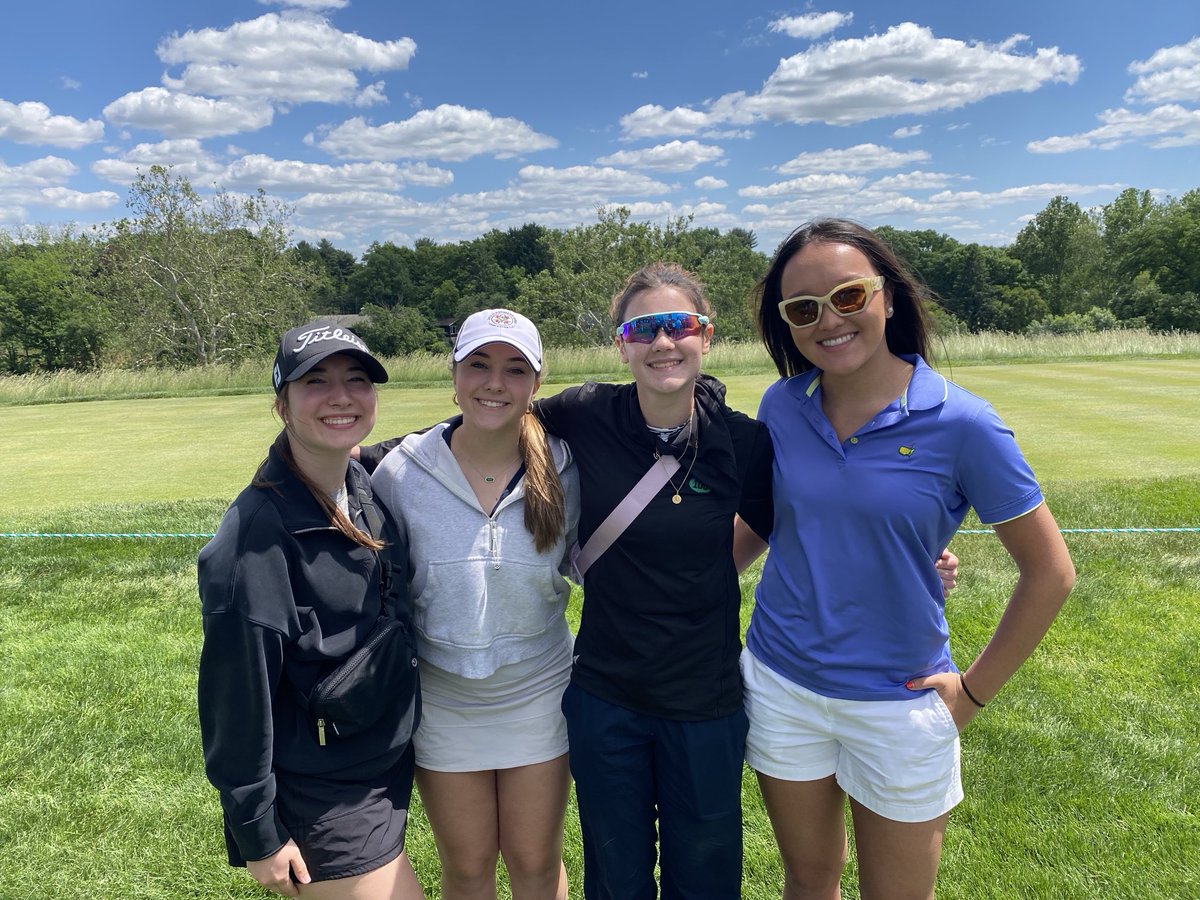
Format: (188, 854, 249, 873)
(3, 360, 1197, 512)
(1, 358, 1198, 898)
(2, 328, 1198, 406)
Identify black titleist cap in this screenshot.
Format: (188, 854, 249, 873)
(273, 322, 389, 394)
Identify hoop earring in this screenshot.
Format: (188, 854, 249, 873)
(452, 392, 459, 406)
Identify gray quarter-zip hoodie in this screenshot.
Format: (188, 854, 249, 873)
(371, 423, 580, 679)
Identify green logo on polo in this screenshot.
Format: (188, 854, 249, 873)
(687, 478, 711, 494)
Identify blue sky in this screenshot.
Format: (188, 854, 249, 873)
(2, 0, 1198, 255)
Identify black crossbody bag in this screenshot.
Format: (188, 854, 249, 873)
(302, 476, 420, 746)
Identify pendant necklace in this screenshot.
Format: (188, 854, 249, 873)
(459, 452, 520, 485)
(655, 410, 698, 504)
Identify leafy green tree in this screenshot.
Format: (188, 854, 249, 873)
(943, 244, 998, 330)
(694, 239, 767, 342)
(354, 303, 446, 355)
(1101, 188, 1156, 286)
(994, 285, 1048, 333)
(1010, 196, 1102, 315)
(1147, 190, 1200, 298)
(514, 208, 766, 346)
(487, 224, 553, 280)
(105, 166, 314, 366)
(0, 236, 107, 372)
(347, 242, 414, 310)
(515, 208, 673, 345)
(291, 238, 359, 313)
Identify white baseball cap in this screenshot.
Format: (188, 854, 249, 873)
(452, 309, 543, 372)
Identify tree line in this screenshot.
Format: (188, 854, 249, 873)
(2, 165, 1198, 374)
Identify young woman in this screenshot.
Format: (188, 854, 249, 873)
(535, 263, 776, 899)
(737, 220, 1076, 900)
(367, 310, 580, 900)
(198, 323, 423, 899)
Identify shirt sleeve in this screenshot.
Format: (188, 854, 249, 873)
(358, 436, 406, 474)
(557, 462, 582, 581)
(197, 527, 293, 862)
(737, 420, 775, 541)
(532, 385, 584, 440)
(955, 402, 1044, 525)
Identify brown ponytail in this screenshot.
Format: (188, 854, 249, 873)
(518, 408, 566, 554)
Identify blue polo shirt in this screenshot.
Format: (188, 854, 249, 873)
(745, 355, 1044, 701)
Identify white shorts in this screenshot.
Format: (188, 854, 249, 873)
(414, 638, 572, 772)
(741, 648, 963, 823)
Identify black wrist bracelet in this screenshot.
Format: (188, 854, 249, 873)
(960, 673, 986, 708)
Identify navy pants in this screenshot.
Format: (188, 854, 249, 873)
(562, 682, 748, 899)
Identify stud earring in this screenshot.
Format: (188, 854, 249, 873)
(885, 307, 894, 319)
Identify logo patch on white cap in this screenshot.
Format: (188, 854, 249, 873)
(487, 310, 518, 328)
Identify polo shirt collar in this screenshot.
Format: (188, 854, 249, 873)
(787, 354, 947, 438)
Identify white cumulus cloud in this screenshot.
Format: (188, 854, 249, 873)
(596, 140, 724, 172)
(318, 104, 558, 162)
(258, 0, 348, 9)
(0, 156, 79, 187)
(1028, 104, 1200, 152)
(769, 12, 853, 40)
(739, 172, 866, 199)
(622, 23, 1079, 137)
(777, 143, 931, 175)
(619, 104, 718, 140)
(225, 155, 452, 191)
(104, 88, 274, 138)
(91, 140, 225, 184)
(157, 13, 415, 105)
(1125, 36, 1200, 104)
(695, 175, 727, 190)
(0, 99, 103, 148)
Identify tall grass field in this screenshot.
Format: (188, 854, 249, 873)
(1, 349, 1197, 899)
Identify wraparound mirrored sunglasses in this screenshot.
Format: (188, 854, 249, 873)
(777, 276, 885, 328)
(616, 311, 711, 344)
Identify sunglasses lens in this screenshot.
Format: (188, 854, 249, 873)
(622, 313, 702, 343)
(831, 284, 869, 313)
(782, 300, 819, 327)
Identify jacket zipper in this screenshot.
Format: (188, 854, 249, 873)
(489, 518, 499, 570)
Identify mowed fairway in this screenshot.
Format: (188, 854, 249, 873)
(1, 358, 1197, 899)
(2, 359, 1197, 514)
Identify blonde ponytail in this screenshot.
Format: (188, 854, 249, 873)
(518, 409, 566, 554)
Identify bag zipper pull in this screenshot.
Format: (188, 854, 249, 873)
(317, 718, 327, 746)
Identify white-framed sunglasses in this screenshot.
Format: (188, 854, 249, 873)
(777, 275, 885, 328)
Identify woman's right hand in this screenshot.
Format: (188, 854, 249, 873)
(247, 840, 311, 896)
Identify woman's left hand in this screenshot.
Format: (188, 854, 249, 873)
(907, 671, 979, 732)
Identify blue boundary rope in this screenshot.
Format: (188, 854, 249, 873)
(1, 527, 1198, 539)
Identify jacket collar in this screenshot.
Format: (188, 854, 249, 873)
(259, 443, 363, 533)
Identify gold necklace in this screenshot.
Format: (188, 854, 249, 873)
(655, 411, 698, 504)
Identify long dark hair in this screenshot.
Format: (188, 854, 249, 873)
(754, 218, 933, 378)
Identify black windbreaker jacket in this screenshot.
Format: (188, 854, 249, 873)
(197, 448, 415, 863)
